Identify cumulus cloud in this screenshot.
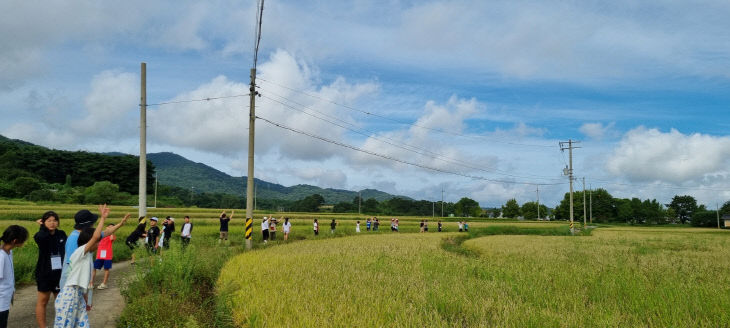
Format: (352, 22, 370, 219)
(73, 71, 138, 137)
(579, 122, 616, 140)
(291, 167, 347, 189)
(606, 127, 730, 184)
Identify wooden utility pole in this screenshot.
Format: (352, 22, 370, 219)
(139, 62, 147, 218)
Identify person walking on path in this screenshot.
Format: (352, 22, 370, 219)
(162, 216, 175, 249)
(54, 208, 108, 328)
(1, 225, 29, 328)
(282, 218, 292, 241)
(458, 221, 464, 232)
(91, 224, 116, 290)
(261, 217, 270, 243)
(219, 211, 233, 244)
(269, 217, 277, 241)
(356, 221, 361, 233)
(374, 218, 379, 231)
(438, 220, 443, 232)
(313, 219, 319, 236)
(34, 211, 66, 328)
(180, 216, 193, 247)
(463, 221, 469, 232)
(330, 219, 337, 234)
(424, 220, 429, 232)
(366, 218, 371, 231)
(420, 220, 425, 233)
(146, 217, 161, 254)
(125, 216, 147, 265)
(394, 219, 400, 232)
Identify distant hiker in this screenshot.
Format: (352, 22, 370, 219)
(1, 225, 29, 328)
(54, 211, 108, 328)
(146, 217, 161, 254)
(438, 220, 443, 232)
(424, 219, 429, 232)
(126, 216, 147, 264)
(330, 219, 337, 234)
(464, 221, 469, 232)
(162, 216, 175, 249)
(458, 221, 464, 232)
(394, 219, 400, 232)
(34, 211, 66, 328)
(269, 217, 277, 241)
(180, 216, 193, 247)
(313, 219, 319, 236)
(219, 211, 233, 243)
(366, 218, 372, 231)
(282, 218, 292, 241)
(390, 218, 395, 231)
(91, 224, 115, 290)
(419, 220, 425, 233)
(374, 218, 379, 231)
(356, 221, 361, 233)
(261, 217, 270, 243)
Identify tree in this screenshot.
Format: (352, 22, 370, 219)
(13, 176, 41, 197)
(362, 198, 379, 214)
(292, 194, 325, 212)
(720, 201, 730, 216)
(521, 201, 549, 220)
(502, 199, 521, 218)
(333, 202, 355, 213)
(455, 197, 480, 217)
(85, 181, 120, 204)
(691, 210, 717, 227)
(668, 195, 698, 224)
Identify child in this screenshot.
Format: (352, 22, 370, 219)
(313, 219, 319, 236)
(424, 220, 429, 232)
(458, 221, 464, 232)
(330, 219, 337, 234)
(366, 218, 371, 231)
(374, 218, 379, 231)
(180, 216, 193, 247)
(464, 221, 469, 232)
(219, 211, 233, 243)
(356, 221, 361, 233)
(125, 216, 147, 265)
(438, 220, 443, 232)
(269, 217, 277, 241)
(282, 218, 291, 241)
(54, 209, 107, 328)
(34, 211, 66, 328)
(420, 219, 425, 233)
(1, 225, 29, 328)
(162, 216, 175, 249)
(91, 224, 115, 290)
(261, 217, 269, 243)
(146, 217, 161, 254)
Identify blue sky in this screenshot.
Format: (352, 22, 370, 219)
(2, 1, 730, 208)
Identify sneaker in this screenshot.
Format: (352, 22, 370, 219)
(97, 283, 108, 290)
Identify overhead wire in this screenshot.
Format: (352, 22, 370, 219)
(256, 115, 566, 186)
(256, 78, 556, 148)
(260, 91, 565, 182)
(145, 93, 250, 107)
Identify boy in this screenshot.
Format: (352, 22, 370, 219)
(91, 224, 115, 289)
(146, 217, 161, 254)
(180, 216, 193, 247)
(219, 211, 233, 243)
(162, 216, 175, 249)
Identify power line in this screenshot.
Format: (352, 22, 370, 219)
(257, 78, 556, 148)
(252, 0, 265, 69)
(256, 115, 566, 186)
(260, 92, 564, 182)
(146, 93, 250, 107)
(585, 178, 730, 192)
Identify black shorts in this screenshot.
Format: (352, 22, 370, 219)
(126, 239, 138, 250)
(36, 271, 62, 293)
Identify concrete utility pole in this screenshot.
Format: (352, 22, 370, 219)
(535, 186, 540, 220)
(582, 177, 587, 227)
(717, 203, 721, 229)
(245, 68, 257, 250)
(432, 201, 435, 218)
(441, 188, 444, 217)
(589, 184, 593, 224)
(358, 191, 361, 215)
(154, 173, 158, 208)
(138, 62, 147, 219)
(560, 139, 580, 234)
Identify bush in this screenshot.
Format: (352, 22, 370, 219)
(27, 189, 54, 202)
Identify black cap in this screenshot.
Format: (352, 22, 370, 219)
(74, 210, 98, 230)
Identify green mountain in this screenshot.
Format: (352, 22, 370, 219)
(148, 152, 406, 204)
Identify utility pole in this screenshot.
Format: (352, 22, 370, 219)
(717, 203, 721, 229)
(582, 177, 587, 227)
(432, 201, 435, 218)
(154, 173, 158, 208)
(535, 185, 540, 220)
(138, 62, 147, 219)
(441, 188, 444, 217)
(244, 66, 256, 250)
(589, 184, 593, 224)
(560, 139, 580, 234)
(358, 191, 361, 215)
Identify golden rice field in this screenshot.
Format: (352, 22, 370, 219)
(219, 225, 730, 327)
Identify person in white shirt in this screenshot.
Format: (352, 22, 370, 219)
(54, 204, 109, 328)
(282, 218, 292, 241)
(261, 217, 269, 243)
(0, 225, 29, 328)
(180, 216, 193, 247)
(313, 219, 319, 236)
(356, 221, 361, 233)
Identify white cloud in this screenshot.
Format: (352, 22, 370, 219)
(606, 127, 730, 184)
(579, 122, 616, 140)
(73, 71, 138, 137)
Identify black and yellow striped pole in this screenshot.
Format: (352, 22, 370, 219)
(245, 218, 253, 241)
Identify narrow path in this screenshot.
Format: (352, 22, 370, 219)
(9, 260, 133, 328)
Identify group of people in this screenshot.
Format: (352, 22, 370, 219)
(218, 211, 293, 244)
(0, 205, 197, 328)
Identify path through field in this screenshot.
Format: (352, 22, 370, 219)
(9, 260, 133, 328)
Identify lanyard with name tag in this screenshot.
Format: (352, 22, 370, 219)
(51, 254, 63, 270)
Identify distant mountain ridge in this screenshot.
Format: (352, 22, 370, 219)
(147, 152, 406, 203)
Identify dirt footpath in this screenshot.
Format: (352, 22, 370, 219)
(9, 261, 133, 328)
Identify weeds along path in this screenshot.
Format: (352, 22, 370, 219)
(9, 260, 133, 328)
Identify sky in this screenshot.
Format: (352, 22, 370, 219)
(2, 0, 730, 208)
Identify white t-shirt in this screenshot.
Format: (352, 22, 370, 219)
(313, 222, 318, 230)
(261, 219, 269, 231)
(0, 250, 14, 311)
(64, 244, 94, 292)
(283, 222, 291, 233)
(181, 223, 192, 237)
